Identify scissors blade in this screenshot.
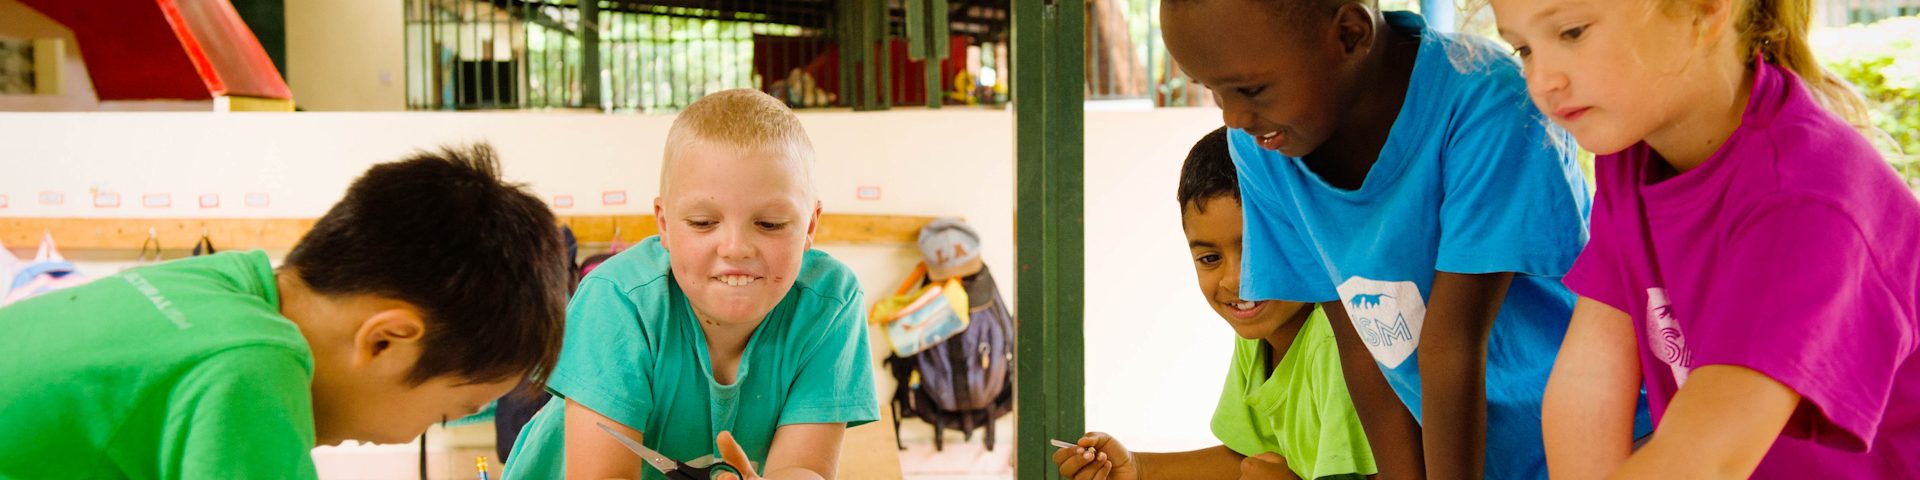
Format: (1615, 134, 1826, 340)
(595, 422, 681, 475)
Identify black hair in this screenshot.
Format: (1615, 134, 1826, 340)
(284, 143, 568, 389)
(1177, 126, 1240, 213)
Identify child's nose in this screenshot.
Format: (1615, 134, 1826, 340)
(719, 227, 754, 259)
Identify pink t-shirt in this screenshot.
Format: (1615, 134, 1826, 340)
(1564, 59, 1920, 476)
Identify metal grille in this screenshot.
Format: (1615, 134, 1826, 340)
(405, 0, 1011, 112)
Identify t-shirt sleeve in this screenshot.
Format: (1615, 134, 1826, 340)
(1434, 79, 1591, 276)
(1561, 162, 1629, 312)
(778, 291, 881, 427)
(1211, 338, 1264, 456)
(546, 277, 655, 431)
(164, 346, 318, 480)
(1307, 341, 1378, 478)
(1689, 197, 1914, 451)
(1229, 130, 1339, 303)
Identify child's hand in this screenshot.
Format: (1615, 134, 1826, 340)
(1238, 452, 1294, 480)
(1049, 432, 1137, 480)
(713, 431, 761, 480)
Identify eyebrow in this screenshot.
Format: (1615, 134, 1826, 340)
(1497, 4, 1570, 37)
(1189, 240, 1218, 249)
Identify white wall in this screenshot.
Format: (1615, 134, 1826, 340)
(0, 105, 1233, 462)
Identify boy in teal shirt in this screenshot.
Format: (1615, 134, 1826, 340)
(1054, 128, 1375, 480)
(503, 89, 878, 480)
(0, 144, 574, 479)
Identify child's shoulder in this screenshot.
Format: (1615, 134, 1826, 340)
(790, 248, 861, 305)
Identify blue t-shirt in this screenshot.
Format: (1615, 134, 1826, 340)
(502, 236, 879, 479)
(1230, 12, 1650, 479)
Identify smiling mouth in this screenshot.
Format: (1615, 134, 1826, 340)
(1256, 130, 1285, 151)
(716, 274, 761, 286)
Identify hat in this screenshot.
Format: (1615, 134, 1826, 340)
(917, 217, 983, 280)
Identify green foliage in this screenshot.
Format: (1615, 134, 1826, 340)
(1813, 17, 1920, 188)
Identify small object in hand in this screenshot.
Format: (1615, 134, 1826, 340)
(475, 456, 491, 480)
(1049, 439, 1079, 449)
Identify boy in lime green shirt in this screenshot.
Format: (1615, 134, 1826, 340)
(1054, 128, 1375, 480)
(502, 89, 877, 480)
(0, 145, 573, 479)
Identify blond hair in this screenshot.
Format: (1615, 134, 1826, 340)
(1464, 0, 1871, 127)
(661, 88, 818, 199)
(1733, 0, 1871, 127)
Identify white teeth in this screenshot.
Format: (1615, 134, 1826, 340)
(718, 275, 758, 286)
(1232, 301, 1257, 310)
(1259, 131, 1279, 140)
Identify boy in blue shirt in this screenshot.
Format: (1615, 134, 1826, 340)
(503, 89, 878, 480)
(1159, 1, 1649, 478)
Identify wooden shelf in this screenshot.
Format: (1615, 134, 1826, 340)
(0, 214, 937, 251)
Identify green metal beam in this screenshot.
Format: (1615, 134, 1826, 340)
(1012, 0, 1083, 474)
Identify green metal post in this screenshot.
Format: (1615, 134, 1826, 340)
(1012, 0, 1084, 475)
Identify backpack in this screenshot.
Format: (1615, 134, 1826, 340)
(883, 264, 1014, 451)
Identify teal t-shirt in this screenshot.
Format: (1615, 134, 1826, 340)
(0, 251, 318, 479)
(503, 236, 879, 479)
(1212, 307, 1376, 480)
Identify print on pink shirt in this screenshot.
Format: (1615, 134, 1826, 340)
(1646, 288, 1692, 386)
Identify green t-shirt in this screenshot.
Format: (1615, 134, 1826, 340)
(503, 236, 878, 480)
(0, 251, 317, 479)
(1211, 307, 1376, 479)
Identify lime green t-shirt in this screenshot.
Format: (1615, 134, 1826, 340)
(502, 236, 878, 480)
(0, 251, 318, 479)
(1211, 307, 1376, 480)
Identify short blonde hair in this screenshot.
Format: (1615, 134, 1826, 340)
(660, 88, 818, 199)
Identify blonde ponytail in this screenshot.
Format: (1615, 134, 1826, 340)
(1740, 0, 1875, 128)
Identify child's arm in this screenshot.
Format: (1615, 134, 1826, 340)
(1415, 271, 1513, 480)
(1050, 432, 1244, 479)
(1542, 297, 1643, 479)
(562, 399, 647, 480)
(1322, 301, 1427, 480)
(713, 423, 847, 480)
(1607, 365, 1799, 479)
(764, 423, 847, 479)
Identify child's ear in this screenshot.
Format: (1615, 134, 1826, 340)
(653, 197, 669, 251)
(350, 307, 426, 371)
(1688, 0, 1738, 46)
(1331, 3, 1377, 58)
(803, 200, 822, 250)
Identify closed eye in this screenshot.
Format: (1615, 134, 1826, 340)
(756, 221, 790, 231)
(1560, 25, 1587, 41)
(1235, 86, 1265, 97)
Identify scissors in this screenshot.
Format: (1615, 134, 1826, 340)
(596, 422, 747, 480)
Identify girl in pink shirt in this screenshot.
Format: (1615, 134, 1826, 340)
(1490, 0, 1920, 477)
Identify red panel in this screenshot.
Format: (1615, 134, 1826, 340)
(16, 0, 289, 101)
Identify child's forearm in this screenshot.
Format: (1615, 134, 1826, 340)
(1607, 365, 1799, 480)
(760, 467, 827, 480)
(1133, 445, 1245, 479)
(1322, 302, 1427, 480)
(1541, 298, 1641, 480)
(1415, 272, 1512, 480)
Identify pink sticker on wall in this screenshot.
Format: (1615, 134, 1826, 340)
(39, 191, 63, 206)
(94, 192, 121, 208)
(601, 191, 627, 206)
(857, 186, 882, 200)
(0, 194, 8, 208)
(244, 193, 271, 207)
(553, 195, 575, 208)
(142, 194, 171, 208)
(199, 194, 220, 208)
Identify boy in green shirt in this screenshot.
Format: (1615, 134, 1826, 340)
(502, 89, 877, 480)
(0, 144, 573, 479)
(1054, 128, 1376, 480)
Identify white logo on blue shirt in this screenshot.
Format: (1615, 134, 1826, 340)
(1337, 277, 1426, 368)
